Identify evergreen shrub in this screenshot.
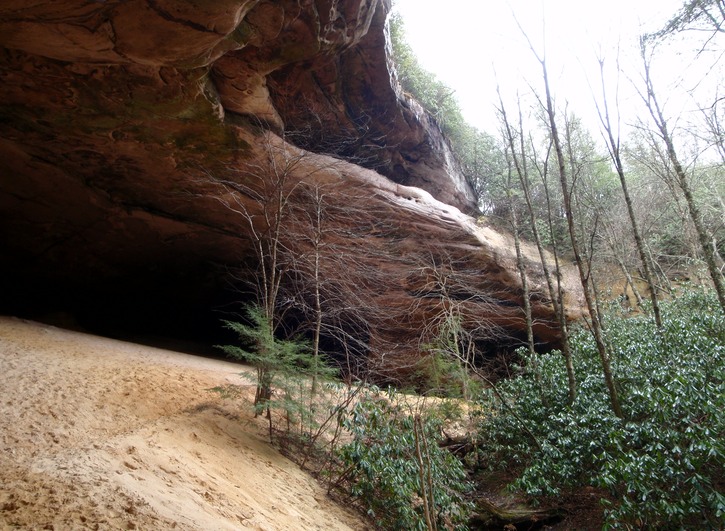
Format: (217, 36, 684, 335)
(478, 289, 725, 529)
(336, 388, 473, 530)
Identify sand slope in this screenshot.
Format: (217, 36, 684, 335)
(0, 316, 367, 530)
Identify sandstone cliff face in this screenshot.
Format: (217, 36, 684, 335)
(0, 0, 582, 379)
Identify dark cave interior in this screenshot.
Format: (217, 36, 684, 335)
(0, 250, 242, 357)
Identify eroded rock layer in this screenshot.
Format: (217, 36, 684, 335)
(0, 0, 583, 379)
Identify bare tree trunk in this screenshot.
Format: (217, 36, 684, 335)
(203, 130, 322, 420)
(306, 185, 326, 395)
(522, 38, 623, 416)
(640, 41, 725, 314)
(506, 163, 536, 357)
(616, 256, 645, 308)
(496, 87, 577, 405)
(537, 146, 579, 405)
(595, 57, 663, 327)
(413, 417, 437, 531)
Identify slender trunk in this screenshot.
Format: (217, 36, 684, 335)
(413, 417, 437, 531)
(497, 88, 576, 404)
(614, 160, 663, 325)
(616, 257, 645, 308)
(671, 153, 725, 311)
(714, 236, 724, 271)
(508, 190, 547, 401)
(591, 269, 607, 331)
(641, 44, 725, 314)
(540, 57, 623, 418)
(507, 174, 536, 356)
(312, 281, 321, 394)
(540, 161, 577, 406)
(664, 134, 725, 311)
(311, 200, 323, 395)
(596, 59, 663, 327)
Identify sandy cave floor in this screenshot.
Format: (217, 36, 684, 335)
(0, 316, 369, 530)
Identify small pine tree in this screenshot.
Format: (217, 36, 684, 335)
(218, 304, 334, 440)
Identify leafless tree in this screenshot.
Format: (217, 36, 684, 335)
(697, 98, 725, 271)
(200, 129, 314, 414)
(495, 86, 577, 405)
(637, 39, 725, 313)
(506, 155, 536, 357)
(514, 18, 623, 416)
(414, 249, 517, 397)
(624, 133, 703, 268)
(593, 55, 664, 327)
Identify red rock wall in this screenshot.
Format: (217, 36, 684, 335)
(0, 0, 583, 380)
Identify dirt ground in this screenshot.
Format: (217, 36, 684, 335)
(0, 316, 368, 530)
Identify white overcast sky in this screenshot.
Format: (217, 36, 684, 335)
(392, 0, 697, 135)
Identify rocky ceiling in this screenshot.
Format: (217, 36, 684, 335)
(0, 0, 583, 378)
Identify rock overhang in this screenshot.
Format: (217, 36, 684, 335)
(0, 0, 583, 377)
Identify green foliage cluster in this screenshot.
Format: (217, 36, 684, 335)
(414, 350, 472, 398)
(388, 12, 504, 205)
(388, 12, 463, 136)
(219, 306, 473, 529)
(218, 304, 336, 436)
(336, 389, 473, 530)
(477, 289, 725, 529)
(649, 0, 725, 39)
(418, 313, 483, 399)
